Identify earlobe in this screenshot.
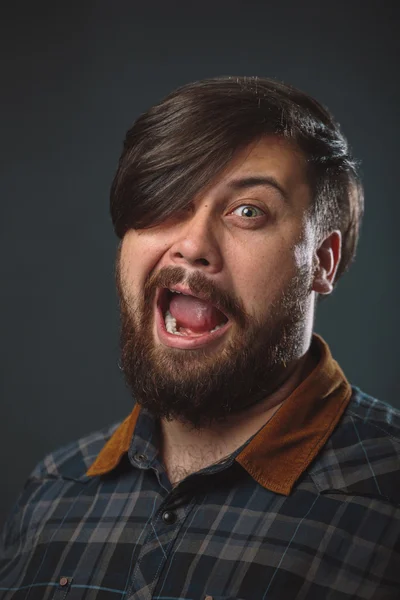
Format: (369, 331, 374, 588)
(312, 231, 342, 296)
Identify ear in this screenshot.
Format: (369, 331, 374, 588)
(312, 230, 342, 295)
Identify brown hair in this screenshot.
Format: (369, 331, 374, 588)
(110, 76, 364, 283)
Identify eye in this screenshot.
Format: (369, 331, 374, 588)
(230, 204, 265, 218)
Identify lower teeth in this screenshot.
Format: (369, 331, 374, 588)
(164, 310, 224, 335)
(164, 310, 180, 335)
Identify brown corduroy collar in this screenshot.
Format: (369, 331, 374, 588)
(86, 334, 352, 495)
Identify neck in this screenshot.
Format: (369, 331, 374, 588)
(160, 348, 316, 486)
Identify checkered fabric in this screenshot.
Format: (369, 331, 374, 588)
(0, 387, 399, 600)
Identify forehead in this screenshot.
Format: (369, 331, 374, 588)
(203, 136, 311, 206)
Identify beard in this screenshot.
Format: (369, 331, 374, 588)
(117, 262, 313, 429)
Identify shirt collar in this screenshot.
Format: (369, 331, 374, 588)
(86, 334, 352, 495)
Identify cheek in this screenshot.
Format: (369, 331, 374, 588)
(228, 233, 309, 315)
(293, 218, 316, 269)
(120, 239, 142, 294)
(120, 232, 167, 292)
(228, 248, 290, 314)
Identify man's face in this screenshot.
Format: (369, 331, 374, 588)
(117, 137, 318, 427)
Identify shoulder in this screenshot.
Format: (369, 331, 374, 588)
(30, 420, 123, 483)
(341, 387, 400, 451)
(310, 387, 400, 505)
(0, 421, 123, 555)
(347, 387, 400, 436)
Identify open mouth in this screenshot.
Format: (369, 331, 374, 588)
(156, 285, 231, 347)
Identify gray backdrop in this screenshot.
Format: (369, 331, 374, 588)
(1, 0, 399, 529)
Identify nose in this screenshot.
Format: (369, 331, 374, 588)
(168, 209, 223, 273)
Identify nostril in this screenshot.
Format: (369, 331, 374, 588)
(173, 251, 210, 267)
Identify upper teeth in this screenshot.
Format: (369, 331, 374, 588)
(168, 288, 190, 295)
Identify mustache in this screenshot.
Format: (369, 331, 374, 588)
(144, 266, 249, 328)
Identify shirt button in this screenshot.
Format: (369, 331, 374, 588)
(134, 453, 147, 462)
(162, 510, 177, 525)
(59, 577, 69, 587)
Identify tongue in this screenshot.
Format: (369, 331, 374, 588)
(169, 294, 226, 333)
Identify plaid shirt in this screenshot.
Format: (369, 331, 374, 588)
(1, 337, 399, 600)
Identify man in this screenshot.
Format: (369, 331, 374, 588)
(0, 76, 399, 600)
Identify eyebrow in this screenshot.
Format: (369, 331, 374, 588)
(226, 176, 289, 202)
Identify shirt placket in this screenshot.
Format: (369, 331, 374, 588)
(125, 410, 240, 599)
(124, 483, 194, 600)
(125, 414, 192, 599)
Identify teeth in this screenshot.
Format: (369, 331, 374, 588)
(164, 309, 225, 336)
(168, 288, 192, 296)
(164, 310, 182, 335)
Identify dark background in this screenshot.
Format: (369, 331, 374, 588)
(1, 0, 399, 529)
